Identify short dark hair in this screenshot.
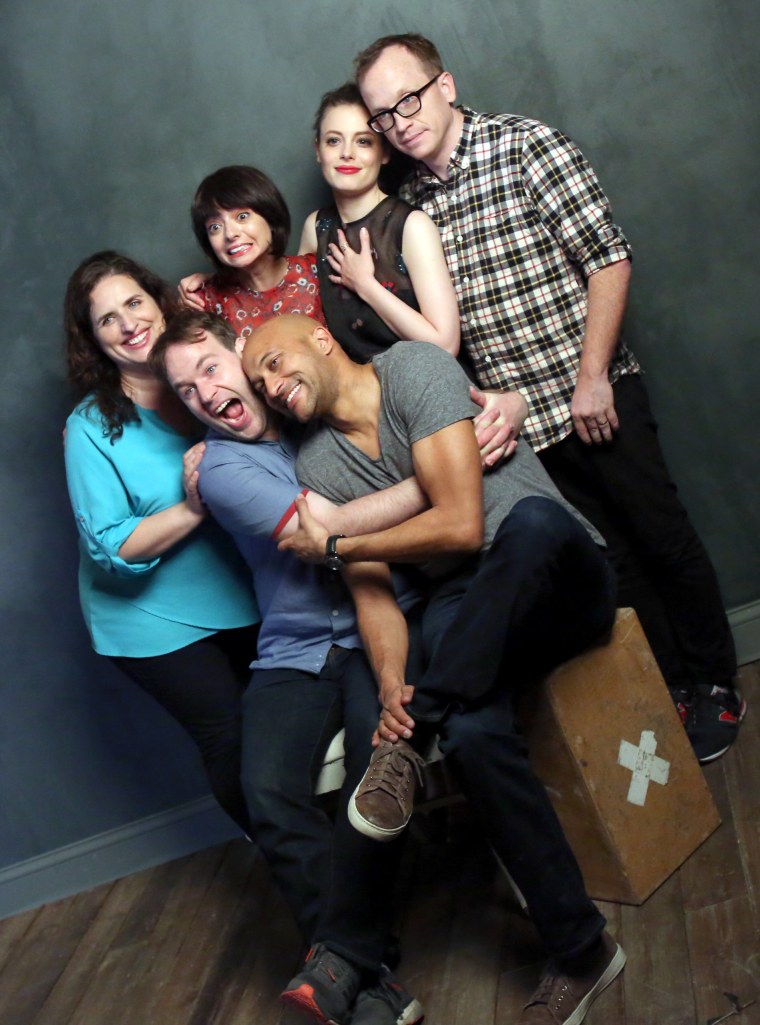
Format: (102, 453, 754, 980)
(313, 82, 366, 136)
(354, 33, 444, 85)
(150, 309, 237, 382)
(63, 250, 177, 439)
(190, 165, 290, 267)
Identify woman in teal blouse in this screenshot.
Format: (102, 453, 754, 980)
(64, 250, 259, 831)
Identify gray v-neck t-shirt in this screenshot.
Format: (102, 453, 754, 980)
(296, 342, 603, 568)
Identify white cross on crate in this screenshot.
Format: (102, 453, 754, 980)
(617, 730, 670, 806)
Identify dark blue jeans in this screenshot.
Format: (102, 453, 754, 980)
(539, 374, 736, 692)
(409, 497, 617, 960)
(241, 642, 421, 972)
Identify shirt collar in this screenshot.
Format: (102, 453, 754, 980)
(414, 106, 477, 186)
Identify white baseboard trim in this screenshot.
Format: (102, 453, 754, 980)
(1, 600, 757, 922)
(0, 797, 240, 920)
(729, 600, 760, 666)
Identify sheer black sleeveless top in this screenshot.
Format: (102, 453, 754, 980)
(315, 196, 420, 363)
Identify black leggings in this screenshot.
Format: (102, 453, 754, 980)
(112, 624, 259, 832)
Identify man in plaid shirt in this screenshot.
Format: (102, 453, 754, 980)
(355, 36, 742, 762)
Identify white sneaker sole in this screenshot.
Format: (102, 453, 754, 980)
(563, 942, 626, 1025)
(347, 786, 410, 842)
(397, 997, 424, 1024)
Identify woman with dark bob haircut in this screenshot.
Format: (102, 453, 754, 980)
(64, 250, 260, 831)
(182, 165, 325, 335)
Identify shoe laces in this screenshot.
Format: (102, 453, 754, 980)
(526, 968, 573, 1012)
(366, 743, 425, 809)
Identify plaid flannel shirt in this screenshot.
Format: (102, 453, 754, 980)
(400, 107, 640, 451)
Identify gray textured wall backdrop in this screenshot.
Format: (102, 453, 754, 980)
(1, 0, 758, 911)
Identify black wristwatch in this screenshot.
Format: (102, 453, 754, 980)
(324, 534, 346, 572)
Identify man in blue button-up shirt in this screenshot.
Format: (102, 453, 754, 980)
(150, 309, 427, 1024)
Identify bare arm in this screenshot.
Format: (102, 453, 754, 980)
(298, 212, 319, 255)
(276, 476, 428, 540)
(343, 561, 416, 744)
(279, 419, 484, 564)
(326, 212, 460, 354)
(118, 445, 206, 561)
(571, 260, 631, 444)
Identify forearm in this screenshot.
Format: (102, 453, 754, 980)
(345, 563, 409, 693)
(118, 501, 206, 562)
(577, 260, 631, 382)
(277, 478, 428, 540)
(336, 504, 482, 564)
(354, 276, 460, 354)
(330, 478, 428, 535)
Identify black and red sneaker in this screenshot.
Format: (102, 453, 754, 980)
(279, 943, 362, 1025)
(669, 686, 693, 726)
(686, 684, 747, 764)
(351, 976, 424, 1025)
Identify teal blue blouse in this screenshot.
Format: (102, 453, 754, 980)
(65, 399, 259, 657)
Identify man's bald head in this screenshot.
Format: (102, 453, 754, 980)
(242, 314, 343, 422)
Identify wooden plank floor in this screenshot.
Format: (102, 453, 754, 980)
(1, 662, 758, 1025)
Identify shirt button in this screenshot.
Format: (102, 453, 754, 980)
(456, 235, 464, 243)
(332, 610, 339, 617)
(484, 355, 492, 363)
(470, 318, 477, 326)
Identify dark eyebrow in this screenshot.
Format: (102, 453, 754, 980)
(96, 293, 142, 323)
(256, 349, 274, 369)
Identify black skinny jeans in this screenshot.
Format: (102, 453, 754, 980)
(112, 623, 259, 833)
(539, 374, 736, 693)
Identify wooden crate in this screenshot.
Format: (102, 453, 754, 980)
(523, 608, 721, 904)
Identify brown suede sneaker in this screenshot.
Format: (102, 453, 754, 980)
(347, 739, 426, 842)
(516, 931, 625, 1025)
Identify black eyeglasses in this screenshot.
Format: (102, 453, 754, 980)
(367, 74, 442, 134)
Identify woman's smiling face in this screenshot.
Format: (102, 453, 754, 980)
(316, 103, 389, 193)
(89, 274, 165, 372)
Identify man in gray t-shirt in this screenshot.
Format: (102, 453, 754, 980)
(294, 336, 604, 556)
(243, 314, 623, 998)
